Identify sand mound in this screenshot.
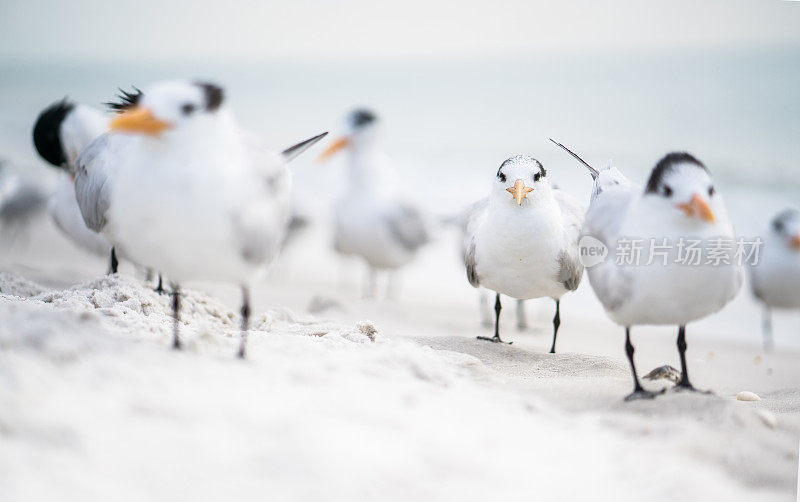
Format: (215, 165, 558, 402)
(0, 272, 796, 502)
(0, 271, 47, 297)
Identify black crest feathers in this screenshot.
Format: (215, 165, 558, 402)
(105, 86, 143, 113)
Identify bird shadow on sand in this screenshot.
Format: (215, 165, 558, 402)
(412, 335, 629, 379)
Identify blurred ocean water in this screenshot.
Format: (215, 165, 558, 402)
(0, 47, 798, 232)
(1, 47, 799, 347)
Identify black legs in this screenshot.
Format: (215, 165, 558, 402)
(171, 285, 182, 350)
(494, 293, 501, 340)
(516, 299, 527, 331)
(676, 325, 691, 389)
(674, 325, 711, 393)
(621, 325, 710, 401)
(476, 295, 563, 347)
(479, 290, 492, 328)
(146, 269, 166, 294)
(625, 327, 643, 392)
(167, 284, 250, 359)
(108, 247, 119, 274)
(363, 268, 377, 298)
(238, 286, 251, 359)
(762, 308, 774, 351)
(623, 327, 663, 401)
(549, 299, 561, 354)
(477, 293, 511, 344)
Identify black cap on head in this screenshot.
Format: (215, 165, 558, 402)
(496, 155, 546, 182)
(195, 82, 224, 111)
(644, 152, 707, 194)
(33, 98, 75, 168)
(349, 108, 377, 128)
(772, 208, 799, 233)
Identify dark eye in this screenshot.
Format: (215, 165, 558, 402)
(662, 185, 673, 197)
(708, 186, 715, 197)
(533, 172, 540, 182)
(497, 171, 506, 183)
(773, 220, 784, 233)
(181, 103, 196, 115)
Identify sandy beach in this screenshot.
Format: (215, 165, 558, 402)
(2, 2, 800, 497)
(1, 214, 798, 502)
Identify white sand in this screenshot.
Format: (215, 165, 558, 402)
(0, 216, 798, 501)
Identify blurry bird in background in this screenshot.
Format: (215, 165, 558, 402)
(0, 159, 47, 237)
(463, 155, 584, 350)
(749, 208, 800, 350)
(75, 79, 326, 358)
(556, 140, 742, 400)
(32, 98, 118, 272)
(318, 109, 430, 299)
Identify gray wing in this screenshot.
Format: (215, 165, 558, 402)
(0, 184, 47, 226)
(385, 203, 429, 252)
(557, 249, 582, 291)
(553, 190, 585, 291)
(460, 198, 488, 288)
(581, 181, 639, 312)
(74, 134, 115, 232)
(455, 198, 488, 258)
(465, 236, 480, 288)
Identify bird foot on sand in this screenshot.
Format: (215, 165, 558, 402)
(624, 388, 665, 402)
(672, 383, 714, 395)
(476, 335, 512, 345)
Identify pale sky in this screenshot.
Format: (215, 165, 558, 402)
(1, 0, 799, 61)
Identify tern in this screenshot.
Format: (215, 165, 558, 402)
(552, 140, 742, 400)
(318, 109, 429, 299)
(74, 80, 326, 358)
(749, 208, 800, 350)
(463, 155, 584, 350)
(32, 99, 117, 270)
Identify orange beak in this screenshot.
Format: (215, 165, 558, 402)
(677, 193, 715, 223)
(506, 179, 534, 205)
(317, 137, 350, 162)
(110, 107, 171, 135)
(790, 235, 800, 250)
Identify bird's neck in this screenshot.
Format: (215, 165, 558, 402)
(345, 143, 396, 194)
(140, 118, 241, 173)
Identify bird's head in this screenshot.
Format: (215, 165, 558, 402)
(318, 108, 379, 161)
(770, 208, 800, 251)
(491, 155, 549, 207)
(644, 152, 719, 225)
(32, 98, 75, 170)
(108, 80, 225, 137)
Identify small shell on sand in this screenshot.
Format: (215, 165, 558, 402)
(757, 409, 777, 429)
(736, 391, 761, 402)
(643, 364, 681, 383)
